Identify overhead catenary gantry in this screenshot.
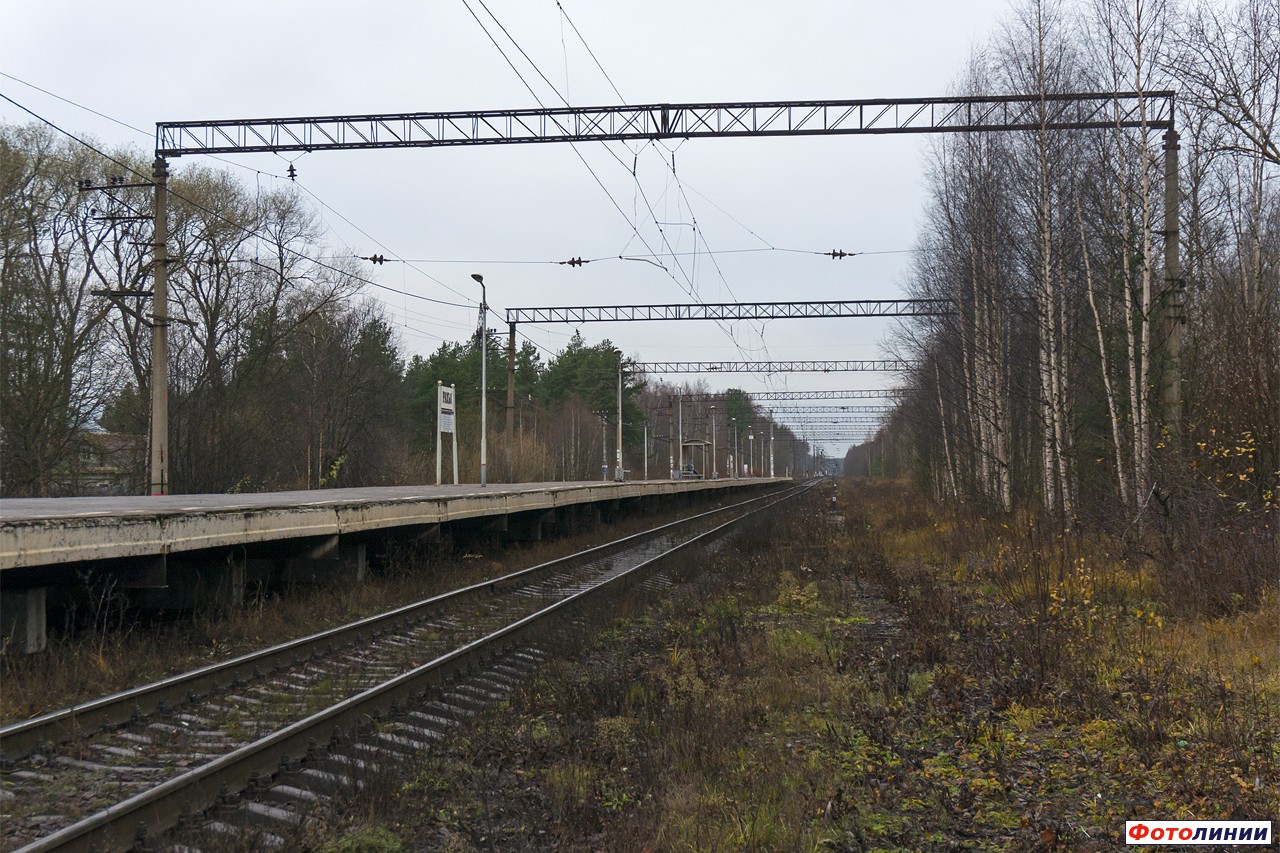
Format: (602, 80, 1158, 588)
(758, 406, 893, 413)
(771, 416, 887, 422)
(503, 303, 932, 478)
(634, 360, 916, 375)
(772, 419, 887, 430)
(155, 93, 1173, 155)
(505, 299, 952, 324)
(679, 389, 910, 403)
(144, 90, 1181, 491)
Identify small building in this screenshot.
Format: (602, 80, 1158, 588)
(53, 430, 145, 496)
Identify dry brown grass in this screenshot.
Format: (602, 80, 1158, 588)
(1157, 585, 1280, 690)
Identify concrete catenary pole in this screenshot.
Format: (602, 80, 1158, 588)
(1162, 127, 1183, 438)
(506, 321, 516, 481)
(732, 417, 739, 479)
(451, 384, 459, 485)
(769, 417, 775, 478)
(149, 157, 170, 496)
(472, 274, 487, 486)
(643, 421, 649, 481)
(709, 405, 717, 478)
(668, 403, 675, 478)
(677, 396, 684, 476)
(615, 350, 624, 481)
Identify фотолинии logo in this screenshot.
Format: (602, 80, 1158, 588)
(1126, 821, 1272, 845)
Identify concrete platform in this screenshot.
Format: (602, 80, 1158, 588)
(0, 479, 780, 571)
(0, 478, 784, 654)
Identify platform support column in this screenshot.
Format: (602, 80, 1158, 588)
(342, 540, 368, 582)
(213, 554, 247, 608)
(1, 587, 47, 654)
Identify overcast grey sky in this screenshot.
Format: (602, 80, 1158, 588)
(1, 0, 1018, 453)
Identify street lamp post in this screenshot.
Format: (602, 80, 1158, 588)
(709, 405, 717, 479)
(748, 430, 755, 478)
(471, 273, 487, 487)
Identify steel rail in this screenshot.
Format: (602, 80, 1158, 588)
(14, 481, 814, 853)
(0, 483, 783, 760)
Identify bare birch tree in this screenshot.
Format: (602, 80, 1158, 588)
(0, 126, 116, 495)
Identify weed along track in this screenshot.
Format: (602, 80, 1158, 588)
(0, 482, 811, 853)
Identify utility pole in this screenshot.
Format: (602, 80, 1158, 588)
(83, 166, 167, 495)
(150, 157, 170, 496)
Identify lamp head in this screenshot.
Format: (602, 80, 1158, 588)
(471, 273, 484, 284)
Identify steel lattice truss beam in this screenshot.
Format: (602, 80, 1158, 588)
(779, 427, 883, 433)
(506, 300, 951, 324)
(763, 406, 893, 413)
(774, 416, 887, 422)
(777, 420, 886, 426)
(635, 360, 915, 374)
(156, 93, 1175, 156)
(784, 424, 883, 428)
(679, 389, 909, 402)
(785, 431, 880, 437)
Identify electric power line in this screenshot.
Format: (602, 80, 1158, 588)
(461, 0, 779, 365)
(349, 246, 911, 265)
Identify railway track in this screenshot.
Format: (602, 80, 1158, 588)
(1, 481, 810, 852)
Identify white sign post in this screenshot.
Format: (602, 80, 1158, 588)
(436, 381, 460, 486)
